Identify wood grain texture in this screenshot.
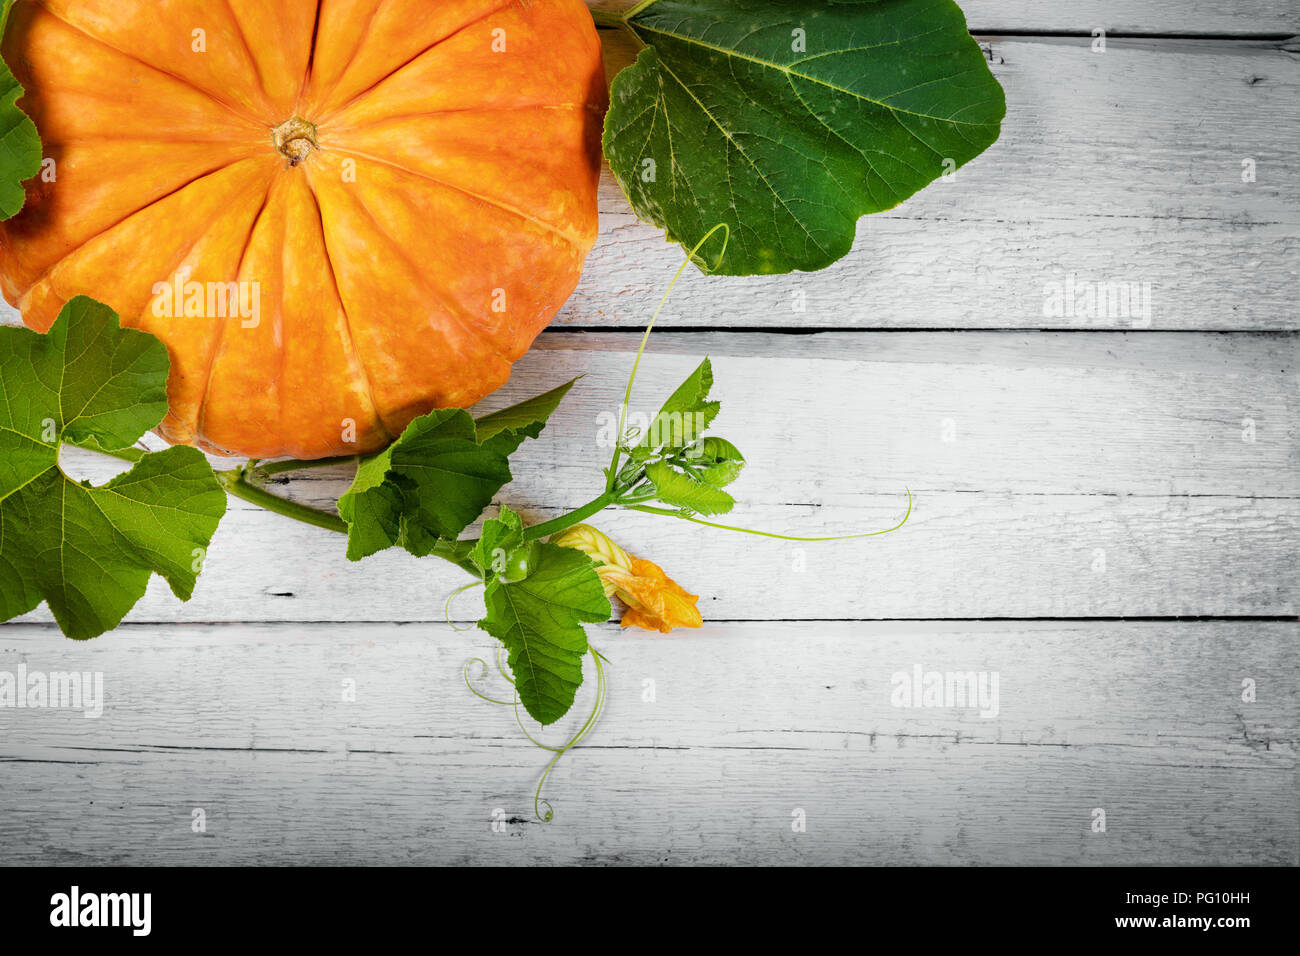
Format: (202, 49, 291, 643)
(589, 1, 1300, 36)
(568, 32, 1300, 330)
(9, 331, 1296, 625)
(1, 621, 1293, 865)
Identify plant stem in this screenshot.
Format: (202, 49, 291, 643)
(622, 0, 661, 19)
(215, 470, 349, 535)
(523, 493, 615, 541)
(253, 456, 360, 477)
(589, 9, 626, 28)
(590, 0, 659, 28)
(626, 487, 914, 540)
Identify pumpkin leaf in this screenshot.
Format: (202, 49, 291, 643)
(339, 381, 577, 561)
(685, 436, 746, 487)
(478, 507, 611, 726)
(643, 460, 736, 516)
(0, 297, 227, 639)
(614, 360, 742, 510)
(339, 409, 509, 560)
(469, 503, 524, 578)
(474, 377, 579, 445)
(384, 409, 515, 559)
(696, 457, 744, 487)
(336, 452, 410, 561)
(0, 0, 44, 220)
(602, 0, 1005, 275)
(638, 357, 719, 452)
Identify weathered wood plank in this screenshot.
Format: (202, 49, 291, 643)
(569, 34, 1300, 330)
(588, 1, 1300, 36)
(10, 332, 1296, 624)
(1, 621, 1293, 865)
(12, 491, 1293, 623)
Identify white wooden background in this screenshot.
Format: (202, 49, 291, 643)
(2, 2, 1297, 865)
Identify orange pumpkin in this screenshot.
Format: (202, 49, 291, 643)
(0, 0, 606, 459)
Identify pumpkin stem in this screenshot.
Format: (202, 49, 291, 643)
(272, 116, 318, 165)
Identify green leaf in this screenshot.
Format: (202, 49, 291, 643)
(658, 358, 718, 421)
(474, 377, 579, 444)
(0, 297, 227, 639)
(602, 0, 1005, 275)
(684, 436, 746, 487)
(639, 358, 719, 451)
(643, 460, 736, 516)
(387, 409, 516, 558)
(336, 452, 408, 561)
(339, 380, 576, 560)
(692, 436, 745, 464)
(478, 507, 611, 725)
(697, 459, 744, 487)
(0, 0, 45, 219)
(338, 409, 510, 560)
(469, 503, 524, 577)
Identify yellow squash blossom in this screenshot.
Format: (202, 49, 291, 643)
(550, 525, 703, 633)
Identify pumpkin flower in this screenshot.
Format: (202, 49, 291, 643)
(550, 525, 703, 634)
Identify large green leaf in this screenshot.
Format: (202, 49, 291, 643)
(478, 508, 612, 726)
(338, 408, 512, 560)
(388, 409, 516, 558)
(338, 381, 577, 561)
(602, 0, 1005, 275)
(0, 298, 227, 639)
(0, 0, 44, 219)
